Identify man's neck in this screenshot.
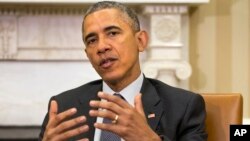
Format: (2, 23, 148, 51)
(105, 71, 141, 92)
(103, 72, 143, 106)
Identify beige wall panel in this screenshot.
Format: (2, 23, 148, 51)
(190, 0, 250, 119)
(231, 0, 249, 118)
(190, 0, 217, 92)
(215, 0, 232, 92)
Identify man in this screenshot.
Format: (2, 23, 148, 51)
(39, 1, 207, 141)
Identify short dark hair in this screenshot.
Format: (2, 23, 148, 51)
(83, 1, 140, 32)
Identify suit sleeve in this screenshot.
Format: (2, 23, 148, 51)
(177, 94, 207, 141)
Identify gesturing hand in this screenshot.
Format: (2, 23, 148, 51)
(89, 92, 161, 141)
(42, 100, 89, 141)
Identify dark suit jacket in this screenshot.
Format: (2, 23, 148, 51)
(39, 77, 207, 141)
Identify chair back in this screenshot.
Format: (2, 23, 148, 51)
(201, 93, 243, 141)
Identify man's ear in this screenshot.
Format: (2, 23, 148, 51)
(135, 30, 148, 52)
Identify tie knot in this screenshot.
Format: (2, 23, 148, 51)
(113, 93, 126, 101)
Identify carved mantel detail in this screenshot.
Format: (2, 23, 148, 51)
(143, 61, 192, 80)
(0, 16, 17, 59)
(141, 5, 190, 88)
(0, 6, 86, 60)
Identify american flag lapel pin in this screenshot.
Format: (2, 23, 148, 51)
(147, 113, 155, 118)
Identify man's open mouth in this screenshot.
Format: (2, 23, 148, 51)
(99, 57, 118, 69)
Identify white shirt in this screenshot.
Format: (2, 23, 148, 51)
(93, 73, 144, 141)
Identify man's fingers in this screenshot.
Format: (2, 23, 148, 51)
(97, 92, 132, 108)
(134, 93, 146, 118)
(89, 100, 122, 114)
(49, 107, 77, 128)
(45, 108, 87, 141)
(45, 100, 89, 140)
(54, 125, 89, 140)
(55, 116, 87, 134)
(49, 100, 58, 119)
(89, 109, 116, 121)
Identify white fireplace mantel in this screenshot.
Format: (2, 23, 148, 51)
(0, 0, 209, 128)
(0, 0, 210, 139)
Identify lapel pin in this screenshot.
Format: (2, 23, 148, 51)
(148, 113, 155, 118)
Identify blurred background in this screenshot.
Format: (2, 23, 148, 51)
(0, 0, 249, 140)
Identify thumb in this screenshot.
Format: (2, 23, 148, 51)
(49, 100, 58, 119)
(134, 93, 146, 118)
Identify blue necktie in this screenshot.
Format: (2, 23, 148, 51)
(100, 93, 125, 141)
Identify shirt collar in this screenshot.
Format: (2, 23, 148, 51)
(102, 73, 144, 106)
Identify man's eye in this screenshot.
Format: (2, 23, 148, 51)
(86, 38, 97, 45)
(108, 31, 118, 36)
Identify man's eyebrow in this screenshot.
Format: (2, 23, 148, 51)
(104, 25, 122, 32)
(84, 32, 96, 42)
(84, 25, 121, 42)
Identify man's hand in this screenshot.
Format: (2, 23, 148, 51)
(42, 100, 89, 141)
(89, 92, 161, 141)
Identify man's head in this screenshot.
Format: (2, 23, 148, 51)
(82, 1, 140, 36)
(82, 1, 148, 91)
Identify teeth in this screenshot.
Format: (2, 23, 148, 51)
(105, 59, 111, 63)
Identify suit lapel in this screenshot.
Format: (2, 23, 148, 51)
(140, 77, 164, 131)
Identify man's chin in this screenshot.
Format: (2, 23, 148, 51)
(101, 74, 121, 84)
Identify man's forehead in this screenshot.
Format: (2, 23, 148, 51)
(83, 8, 130, 34)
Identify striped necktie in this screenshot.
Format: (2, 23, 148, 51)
(100, 93, 125, 141)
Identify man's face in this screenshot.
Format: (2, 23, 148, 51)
(83, 8, 146, 85)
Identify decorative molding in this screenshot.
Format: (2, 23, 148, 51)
(149, 47, 182, 60)
(0, 5, 186, 61)
(0, 7, 84, 15)
(150, 15, 181, 46)
(16, 49, 86, 60)
(142, 61, 192, 80)
(143, 5, 188, 14)
(0, 16, 17, 59)
(155, 18, 179, 42)
(142, 4, 191, 88)
(0, 9, 85, 60)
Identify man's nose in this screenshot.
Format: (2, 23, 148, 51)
(97, 37, 111, 54)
